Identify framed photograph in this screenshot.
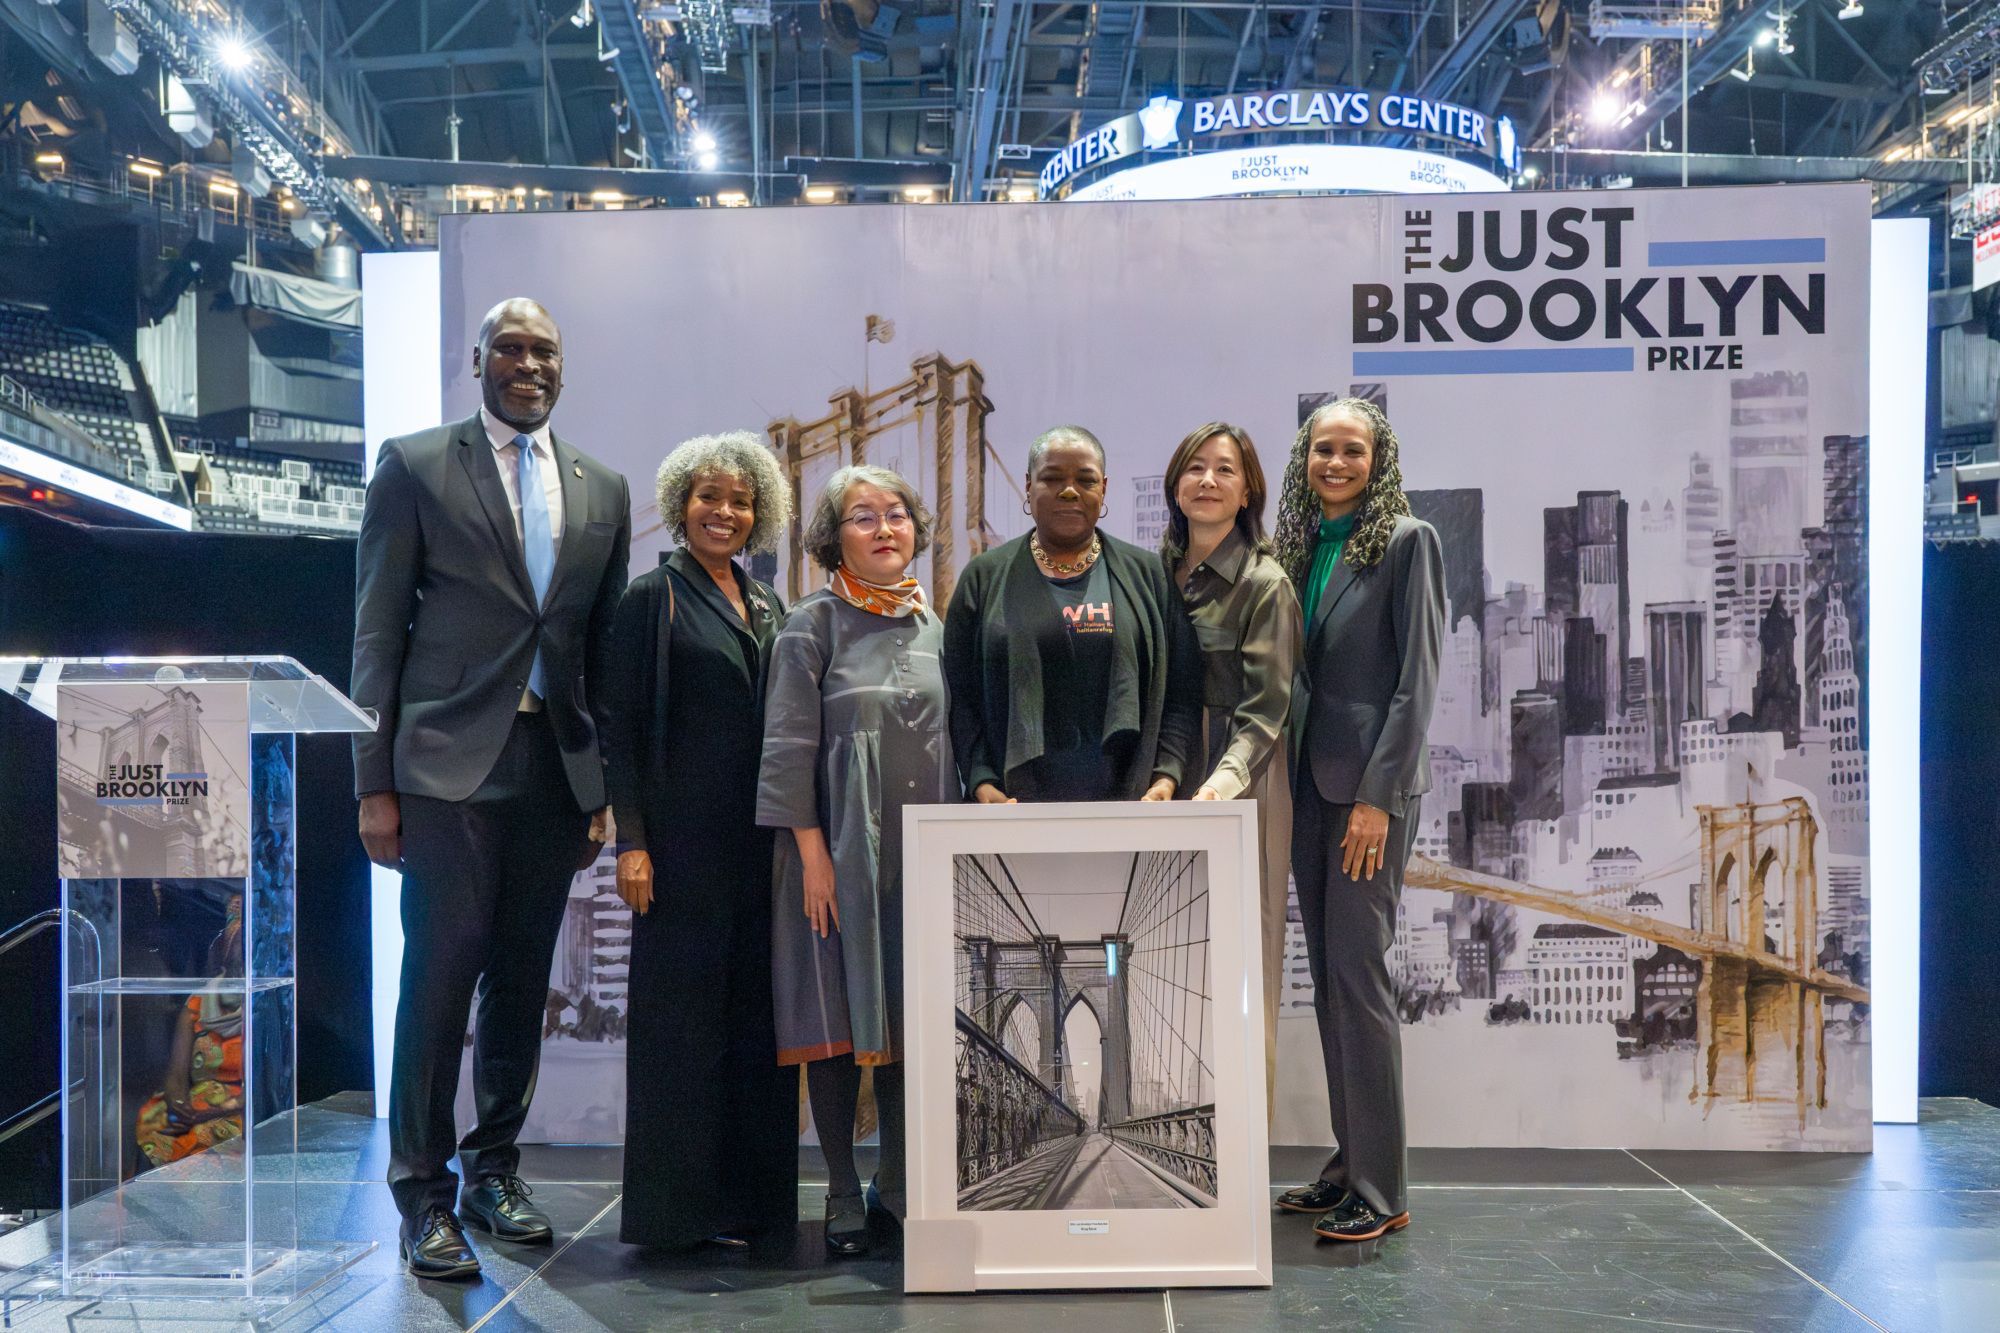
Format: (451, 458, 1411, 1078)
(902, 802, 1271, 1292)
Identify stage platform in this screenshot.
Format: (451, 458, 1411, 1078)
(2, 1093, 1994, 1332)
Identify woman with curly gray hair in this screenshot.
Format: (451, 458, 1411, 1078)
(1268, 398, 1443, 1247)
(602, 430, 797, 1253)
(755, 463, 953, 1255)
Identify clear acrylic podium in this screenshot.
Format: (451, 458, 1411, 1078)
(0, 657, 377, 1310)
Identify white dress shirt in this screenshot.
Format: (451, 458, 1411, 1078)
(482, 406, 565, 710)
(481, 405, 565, 552)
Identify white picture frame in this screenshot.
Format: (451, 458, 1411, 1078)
(902, 801, 1272, 1292)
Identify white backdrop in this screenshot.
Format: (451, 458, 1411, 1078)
(365, 184, 1912, 1150)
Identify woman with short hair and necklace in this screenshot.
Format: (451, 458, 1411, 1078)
(942, 424, 1202, 806)
(1158, 421, 1302, 1118)
(756, 463, 955, 1256)
(603, 431, 797, 1253)
(1268, 398, 1444, 1246)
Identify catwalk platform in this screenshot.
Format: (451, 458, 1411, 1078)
(1, 1093, 1994, 1332)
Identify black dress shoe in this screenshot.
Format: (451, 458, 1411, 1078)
(1313, 1193, 1410, 1242)
(1276, 1180, 1349, 1214)
(400, 1207, 481, 1280)
(824, 1193, 867, 1257)
(460, 1175, 554, 1244)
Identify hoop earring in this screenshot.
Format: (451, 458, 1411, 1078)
(1023, 499, 1033, 516)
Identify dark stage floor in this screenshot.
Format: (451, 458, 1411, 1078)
(2, 1093, 1996, 1332)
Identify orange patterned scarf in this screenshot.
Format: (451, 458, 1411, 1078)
(830, 565, 927, 618)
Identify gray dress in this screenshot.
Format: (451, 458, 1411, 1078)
(756, 590, 955, 1066)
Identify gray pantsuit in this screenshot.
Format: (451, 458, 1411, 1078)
(1292, 514, 1444, 1221)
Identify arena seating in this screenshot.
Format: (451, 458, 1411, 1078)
(0, 301, 161, 480)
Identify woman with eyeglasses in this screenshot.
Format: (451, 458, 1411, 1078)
(943, 425, 1201, 806)
(756, 464, 955, 1256)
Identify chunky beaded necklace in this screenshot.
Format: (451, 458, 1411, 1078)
(1031, 532, 1101, 577)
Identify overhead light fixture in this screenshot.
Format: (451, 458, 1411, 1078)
(716, 190, 749, 206)
(463, 186, 495, 199)
(1590, 93, 1623, 125)
(805, 186, 837, 202)
(129, 161, 161, 178)
(590, 190, 624, 201)
(1609, 68, 1633, 89)
(1007, 186, 1036, 202)
(1946, 105, 1977, 127)
(353, 179, 371, 191)
(692, 131, 717, 153)
(904, 186, 934, 201)
(1837, 0, 1862, 17)
(513, 186, 527, 195)
(697, 152, 718, 170)
(35, 153, 63, 165)
(1522, 165, 1539, 180)
(1755, 29, 1775, 46)
(571, 0, 594, 24)
(208, 178, 239, 196)
(216, 37, 253, 71)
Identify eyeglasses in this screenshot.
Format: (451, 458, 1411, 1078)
(842, 508, 914, 534)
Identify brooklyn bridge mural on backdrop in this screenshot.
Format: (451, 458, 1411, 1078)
(954, 851, 1216, 1211)
(1270, 377, 1871, 1149)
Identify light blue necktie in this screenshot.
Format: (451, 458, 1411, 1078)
(516, 434, 555, 698)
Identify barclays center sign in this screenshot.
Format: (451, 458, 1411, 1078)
(1039, 87, 1521, 198)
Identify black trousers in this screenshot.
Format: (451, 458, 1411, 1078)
(619, 835, 798, 1248)
(388, 710, 589, 1220)
(1291, 778, 1418, 1219)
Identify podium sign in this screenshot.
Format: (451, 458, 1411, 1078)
(1, 657, 377, 1309)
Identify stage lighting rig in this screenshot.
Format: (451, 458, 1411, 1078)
(99, 0, 383, 247)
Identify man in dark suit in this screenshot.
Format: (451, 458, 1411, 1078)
(353, 298, 630, 1279)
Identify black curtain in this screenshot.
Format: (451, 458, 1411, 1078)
(1921, 541, 2000, 1107)
(0, 507, 369, 1207)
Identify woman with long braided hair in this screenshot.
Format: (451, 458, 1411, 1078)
(1268, 397, 1444, 1245)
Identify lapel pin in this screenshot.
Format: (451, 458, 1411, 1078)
(573, 464, 583, 478)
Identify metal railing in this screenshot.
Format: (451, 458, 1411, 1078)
(955, 1009, 1083, 1191)
(1108, 1103, 1217, 1200)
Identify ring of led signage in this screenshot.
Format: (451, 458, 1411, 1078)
(1063, 144, 1510, 203)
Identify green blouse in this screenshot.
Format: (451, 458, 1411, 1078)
(1302, 512, 1357, 628)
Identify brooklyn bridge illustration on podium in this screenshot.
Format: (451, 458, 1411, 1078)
(953, 851, 1216, 1212)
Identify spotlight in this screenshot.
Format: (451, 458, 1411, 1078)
(1522, 165, 1539, 180)
(1755, 29, 1774, 46)
(1837, 0, 1862, 16)
(1590, 93, 1622, 125)
(698, 152, 718, 170)
(571, 0, 594, 25)
(216, 37, 253, 71)
(692, 131, 717, 153)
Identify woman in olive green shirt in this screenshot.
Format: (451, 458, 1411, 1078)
(1159, 421, 1303, 1118)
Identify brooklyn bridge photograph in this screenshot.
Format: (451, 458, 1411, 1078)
(953, 851, 1215, 1212)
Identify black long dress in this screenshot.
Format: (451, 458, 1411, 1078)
(604, 549, 796, 1247)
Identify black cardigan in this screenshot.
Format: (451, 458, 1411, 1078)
(942, 532, 1203, 801)
(601, 550, 785, 861)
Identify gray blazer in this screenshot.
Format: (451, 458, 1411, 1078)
(1297, 514, 1445, 812)
(351, 412, 631, 807)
